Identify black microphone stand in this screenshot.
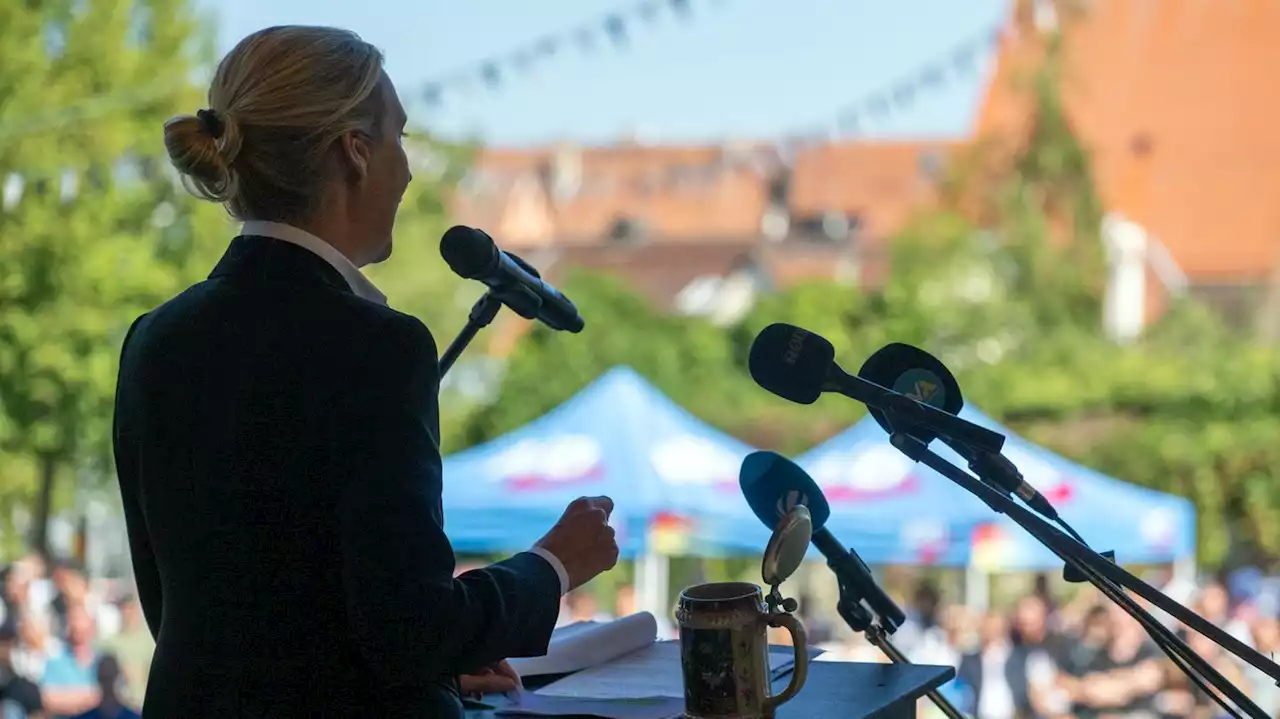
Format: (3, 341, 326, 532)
(887, 430, 1274, 719)
(439, 291, 503, 378)
(828, 559, 967, 719)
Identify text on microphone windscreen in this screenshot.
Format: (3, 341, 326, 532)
(439, 225, 498, 279)
(857, 343, 963, 439)
(739, 451, 832, 530)
(747, 323, 835, 405)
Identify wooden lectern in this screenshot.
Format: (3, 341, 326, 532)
(464, 660, 956, 719)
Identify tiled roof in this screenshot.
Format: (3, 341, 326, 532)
(450, 140, 953, 249)
(975, 0, 1280, 282)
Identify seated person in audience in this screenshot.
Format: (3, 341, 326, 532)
(47, 564, 87, 642)
(69, 654, 138, 719)
(1057, 604, 1164, 718)
(1, 678, 44, 719)
(95, 598, 150, 709)
(40, 607, 101, 718)
(0, 625, 44, 719)
(0, 562, 36, 639)
(1162, 624, 1249, 711)
(11, 610, 54, 685)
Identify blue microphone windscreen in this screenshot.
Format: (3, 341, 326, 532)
(739, 451, 832, 530)
(747, 324, 835, 405)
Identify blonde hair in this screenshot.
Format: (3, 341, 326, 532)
(163, 26, 385, 222)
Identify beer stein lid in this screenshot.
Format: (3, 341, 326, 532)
(762, 505, 812, 587)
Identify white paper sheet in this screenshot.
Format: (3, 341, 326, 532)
(507, 612, 658, 677)
(537, 640, 799, 700)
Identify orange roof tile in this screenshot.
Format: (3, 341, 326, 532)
(449, 141, 953, 249)
(976, 0, 1280, 281)
(451, 143, 771, 243)
(790, 141, 956, 237)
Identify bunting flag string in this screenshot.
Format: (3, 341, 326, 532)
(451, 23, 1006, 196)
(0, 0, 720, 143)
(419, 0, 713, 110)
(782, 23, 1002, 151)
(2, 11, 1006, 199)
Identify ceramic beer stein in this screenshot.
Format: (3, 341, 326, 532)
(676, 507, 812, 719)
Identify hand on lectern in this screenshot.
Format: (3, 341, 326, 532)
(460, 660, 522, 697)
(535, 496, 619, 591)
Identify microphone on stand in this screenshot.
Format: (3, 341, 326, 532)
(746, 323, 1003, 454)
(440, 225, 584, 333)
(435, 226, 585, 377)
(747, 324, 1065, 523)
(740, 450, 904, 631)
(738, 450, 965, 719)
(856, 342, 1061, 522)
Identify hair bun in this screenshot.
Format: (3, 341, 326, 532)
(162, 112, 240, 203)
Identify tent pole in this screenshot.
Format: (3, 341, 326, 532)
(964, 565, 989, 611)
(636, 551, 671, 634)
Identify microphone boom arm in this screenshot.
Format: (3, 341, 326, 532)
(888, 430, 1274, 719)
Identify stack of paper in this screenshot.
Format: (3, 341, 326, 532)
(498, 640, 802, 719)
(507, 612, 659, 677)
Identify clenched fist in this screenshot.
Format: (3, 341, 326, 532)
(534, 496, 619, 591)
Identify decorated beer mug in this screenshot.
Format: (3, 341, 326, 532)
(676, 507, 812, 719)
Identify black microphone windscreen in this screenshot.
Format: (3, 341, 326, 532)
(857, 343, 963, 439)
(739, 451, 832, 530)
(440, 225, 498, 279)
(747, 323, 835, 405)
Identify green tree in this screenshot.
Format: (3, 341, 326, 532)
(0, 0, 226, 557)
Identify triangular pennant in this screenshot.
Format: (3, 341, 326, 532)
(604, 14, 629, 46)
(479, 62, 502, 88)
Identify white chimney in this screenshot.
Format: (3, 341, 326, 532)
(549, 143, 582, 202)
(1033, 0, 1059, 32)
(1101, 212, 1148, 343)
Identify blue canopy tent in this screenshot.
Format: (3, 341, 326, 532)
(441, 366, 766, 614)
(783, 406, 1197, 574)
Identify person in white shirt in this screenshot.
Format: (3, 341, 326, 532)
(957, 612, 1031, 719)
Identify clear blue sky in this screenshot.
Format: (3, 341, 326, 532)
(202, 0, 1009, 146)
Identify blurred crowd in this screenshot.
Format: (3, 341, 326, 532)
(0, 555, 152, 719)
(554, 574, 1280, 719)
(31, 553, 1256, 719)
(814, 575, 1280, 719)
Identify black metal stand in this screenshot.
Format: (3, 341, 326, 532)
(889, 432, 1272, 719)
(832, 564, 967, 719)
(440, 292, 503, 378)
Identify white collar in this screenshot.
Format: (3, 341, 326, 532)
(240, 220, 387, 305)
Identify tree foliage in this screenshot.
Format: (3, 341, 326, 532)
(0, 0, 229, 554)
(0, 3, 474, 558)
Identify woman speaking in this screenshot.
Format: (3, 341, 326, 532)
(114, 26, 619, 717)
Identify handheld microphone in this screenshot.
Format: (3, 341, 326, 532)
(739, 450, 906, 631)
(858, 343, 1060, 521)
(440, 225, 584, 333)
(747, 323, 1004, 454)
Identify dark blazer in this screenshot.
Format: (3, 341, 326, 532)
(956, 646, 1033, 719)
(112, 236, 562, 718)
